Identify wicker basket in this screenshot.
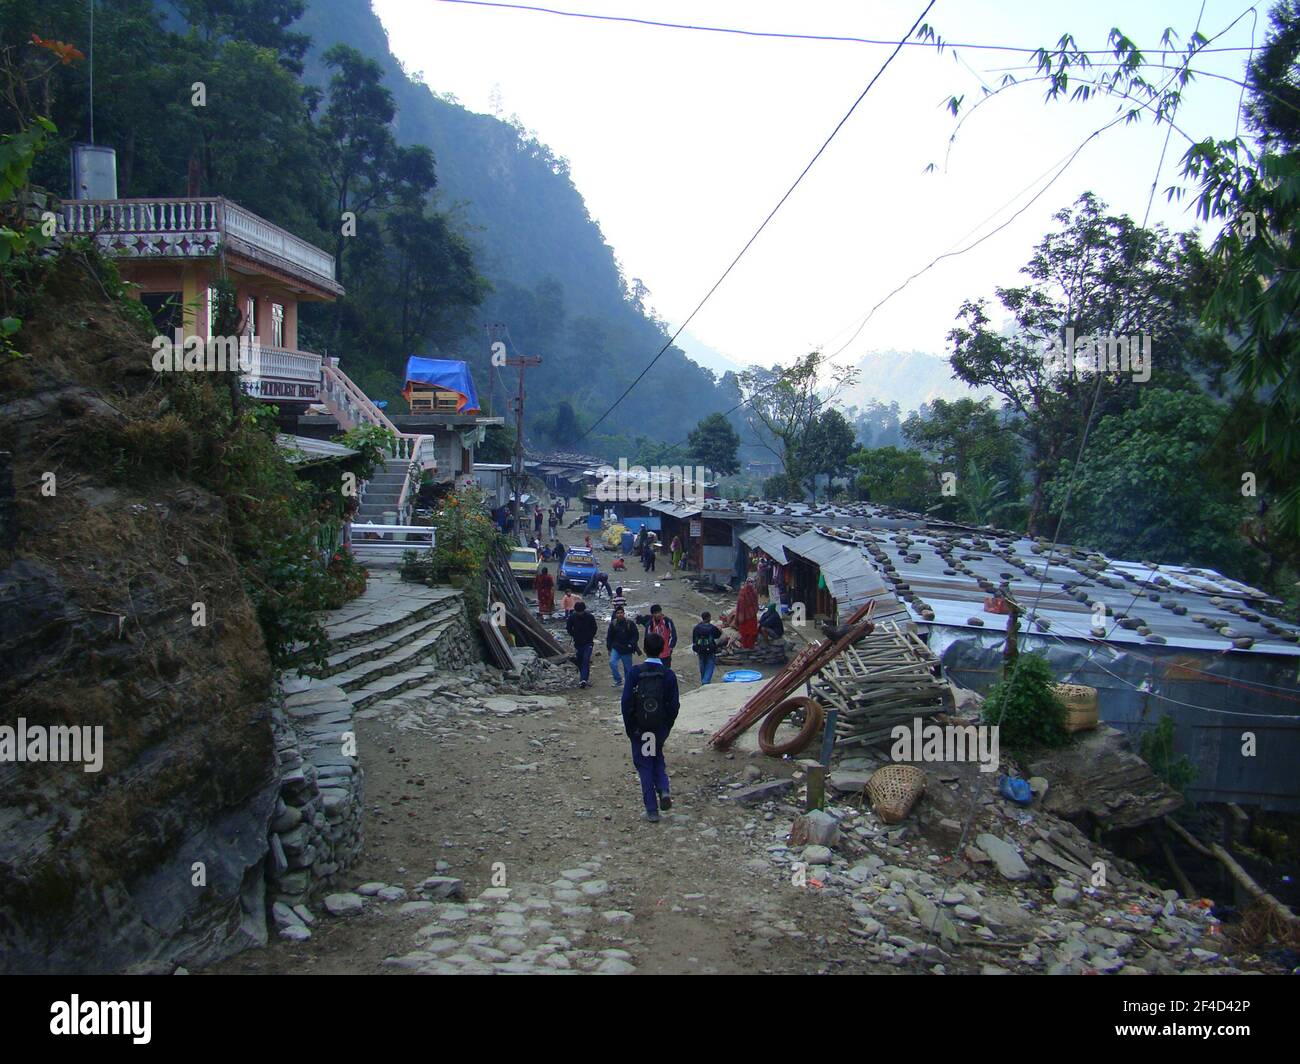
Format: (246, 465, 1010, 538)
(865, 764, 927, 824)
(1054, 683, 1099, 733)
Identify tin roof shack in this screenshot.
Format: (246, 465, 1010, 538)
(473, 463, 512, 510)
(806, 523, 1300, 812)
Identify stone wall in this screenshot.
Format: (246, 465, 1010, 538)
(265, 683, 364, 914)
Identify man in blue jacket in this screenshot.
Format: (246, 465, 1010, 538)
(620, 631, 680, 823)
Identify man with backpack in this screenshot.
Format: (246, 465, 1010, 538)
(635, 604, 677, 668)
(691, 610, 723, 685)
(565, 599, 598, 688)
(605, 604, 640, 688)
(620, 630, 680, 823)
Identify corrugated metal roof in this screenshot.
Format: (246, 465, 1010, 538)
(738, 524, 797, 563)
(276, 434, 358, 465)
(813, 525, 1300, 657)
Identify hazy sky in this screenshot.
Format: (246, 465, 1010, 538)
(372, 0, 1263, 372)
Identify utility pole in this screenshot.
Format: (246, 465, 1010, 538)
(507, 349, 541, 547)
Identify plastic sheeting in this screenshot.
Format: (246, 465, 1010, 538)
(402, 357, 481, 413)
(930, 625, 1300, 812)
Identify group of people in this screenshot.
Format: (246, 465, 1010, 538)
(630, 527, 690, 573)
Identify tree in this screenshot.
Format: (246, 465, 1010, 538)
(687, 412, 740, 476)
(903, 397, 1025, 524)
(946, 193, 1223, 533)
(849, 446, 933, 512)
(740, 350, 858, 493)
(798, 408, 857, 498)
(1045, 388, 1249, 572)
(318, 44, 436, 295)
(174, 0, 311, 73)
(383, 205, 488, 354)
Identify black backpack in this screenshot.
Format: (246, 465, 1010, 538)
(632, 665, 669, 733)
(692, 625, 718, 656)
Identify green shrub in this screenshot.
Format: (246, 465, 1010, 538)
(1139, 715, 1198, 791)
(981, 652, 1068, 750)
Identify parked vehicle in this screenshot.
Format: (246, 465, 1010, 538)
(508, 547, 540, 586)
(558, 547, 600, 590)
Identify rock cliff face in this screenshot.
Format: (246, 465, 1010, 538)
(0, 282, 278, 973)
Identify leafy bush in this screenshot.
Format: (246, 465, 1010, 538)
(981, 653, 1068, 750)
(1139, 715, 1198, 791)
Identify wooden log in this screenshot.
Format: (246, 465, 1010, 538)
(1164, 817, 1300, 930)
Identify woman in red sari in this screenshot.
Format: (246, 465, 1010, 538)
(536, 566, 556, 619)
(735, 579, 760, 649)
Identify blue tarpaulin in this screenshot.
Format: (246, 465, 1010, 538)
(403, 357, 481, 413)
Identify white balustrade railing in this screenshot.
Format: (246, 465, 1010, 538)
(245, 345, 322, 384)
(222, 201, 335, 283)
(58, 197, 336, 287)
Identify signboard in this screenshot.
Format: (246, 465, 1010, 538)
(689, 519, 702, 538)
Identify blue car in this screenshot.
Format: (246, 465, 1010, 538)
(558, 547, 600, 590)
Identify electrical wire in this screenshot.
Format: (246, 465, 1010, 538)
(429, 0, 1262, 56)
(572, 0, 939, 442)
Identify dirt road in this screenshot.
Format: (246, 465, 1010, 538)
(209, 518, 881, 975)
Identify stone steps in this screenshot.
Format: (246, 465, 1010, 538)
(330, 621, 457, 694)
(310, 604, 463, 678)
(291, 588, 462, 661)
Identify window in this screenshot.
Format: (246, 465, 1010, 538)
(206, 286, 216, 338)
(271, 302, 284, 347)
(141, 291, 182, 334)
(245, 296, 257, 338)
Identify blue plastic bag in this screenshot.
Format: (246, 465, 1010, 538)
(998, 774, 1033, 804)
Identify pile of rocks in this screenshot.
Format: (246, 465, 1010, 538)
(731, 763, 1256, 975)
(265, 683, 364, 921)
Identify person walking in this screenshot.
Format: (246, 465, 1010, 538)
(635, 604, 677, 668)
(534, 505, 543, 537)
(606, 604, 640, 688)
(691, 611, 723, 685)
(548, 509, 558, 538)
(561, 589, 576, 619)
(611, 585, 627, 612)
(536, 565, 556, 619)
(566, 599, 598, 688)
(670, 534, 683, 570)
(621, 630, 680, 823)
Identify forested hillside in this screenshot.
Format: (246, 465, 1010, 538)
(294, 0, 742, 453)
(7, 0, 739, 457)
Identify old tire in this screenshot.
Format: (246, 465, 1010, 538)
(758, 697, 824, 757)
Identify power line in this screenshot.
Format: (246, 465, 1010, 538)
(429, 0, 1261, 56)
(572, 0, 939, 442)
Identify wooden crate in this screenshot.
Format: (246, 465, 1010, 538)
(407, 386, 461, 414)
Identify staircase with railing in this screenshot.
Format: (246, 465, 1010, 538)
(320, 358, 435, 524)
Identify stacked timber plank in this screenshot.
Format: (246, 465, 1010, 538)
(483, 543, 567, 660)
(710, 602, 875, 749)
(809, 621, 947, 749)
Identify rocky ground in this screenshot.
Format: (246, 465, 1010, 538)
(204, 519, 1276, 977)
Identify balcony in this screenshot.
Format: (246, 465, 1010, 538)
(241, 344, 322, 403)
(58, 197, 343, 296)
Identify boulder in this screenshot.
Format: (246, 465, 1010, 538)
(974, 834, 1031, 881)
